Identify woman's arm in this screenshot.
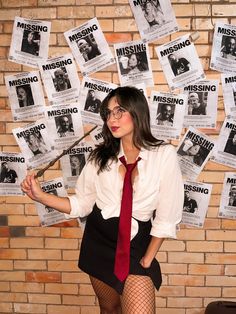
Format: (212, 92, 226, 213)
(140, 236, 164, 268)
(21, 174, 71, 214)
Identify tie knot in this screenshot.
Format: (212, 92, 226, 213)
(119, 156, 141, 172)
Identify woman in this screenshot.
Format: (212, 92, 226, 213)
(127, 54, 148, 74)
(182, 143, 204, 166)
(21, 86, 184, 313)
(26, 133, 48, 156)
(70, 154, 85, 176)
(143, 0, 165, 27)
(17, 86, 34, 107)
(21, 31, 40, 56)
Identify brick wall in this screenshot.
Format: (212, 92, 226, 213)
(0, 0, 236, 313)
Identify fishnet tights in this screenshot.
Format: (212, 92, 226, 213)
(90, 276, 122, 314)
(90, 275, 155, 314)
(121, 275, 155, 314)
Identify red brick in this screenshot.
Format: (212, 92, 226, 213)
(0, 227, 10, 237)
(0, 249, 26, 259)
(105, 33, 132, 44)
(26, 271, 61, 283)
(61, 227, 82, 238)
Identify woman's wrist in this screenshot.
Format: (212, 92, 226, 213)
(140, 256, 153, 268)
(37, 190, 49, 204)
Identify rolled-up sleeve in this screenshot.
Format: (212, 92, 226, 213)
(150, 145, 184, 239)
(65, 161, 97, 219)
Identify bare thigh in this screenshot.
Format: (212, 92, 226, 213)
(121, 274, 155, 314)
(89, 275, 121, 314)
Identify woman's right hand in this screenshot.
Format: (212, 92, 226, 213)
(21, 174, 44, 202)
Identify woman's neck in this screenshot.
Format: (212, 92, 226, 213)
(121, 139, 140, 163)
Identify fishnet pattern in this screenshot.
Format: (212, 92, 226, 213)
(89, 275, 122, 314)
(121, 275, 155, 314)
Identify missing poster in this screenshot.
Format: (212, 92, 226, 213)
(60, 141, 94, 189)
(64, 17, 115, 76)
(78, 77, 118, 126)
(35, 177, 70, 226)
(5, 71, 46, 121)
(219, 172, 236, 220)
(0, 152, 27, 196)
(211, 118, 236, 169)
(221, 73, 236, 118)
(114, 39, 154, 87)
(45, 103, 84, 151)
(155, 34, 205, 91)
(128, 0, 178, 43)
(176, 127, 215, 180)
(8, 16, 51, 68)
(182, 181, 212, 228)
(210, 22, 236, 73)
(182, 80, 219, 128)
(150, 90, 187, 140)
(12, 118, 56, 170)
(38, 53, 80, 105)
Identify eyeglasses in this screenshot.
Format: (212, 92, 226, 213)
(100, 106, 127, 121)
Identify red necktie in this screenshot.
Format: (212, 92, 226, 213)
(114, 156, 140, 281)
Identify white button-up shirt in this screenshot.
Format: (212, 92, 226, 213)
(66, 144, 184, 239)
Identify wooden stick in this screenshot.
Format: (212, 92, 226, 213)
(35, 125, 98, 178)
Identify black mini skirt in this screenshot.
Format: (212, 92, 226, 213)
(78, 204, 162, 295)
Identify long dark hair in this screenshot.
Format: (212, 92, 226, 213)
(89, 86, 163, 172)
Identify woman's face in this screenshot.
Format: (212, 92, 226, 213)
(17, 87, 27, 101)
(188, 144, 200, 156)
(106, 96, 134, 141)
(70, 156, 80, 169)
(28, 134, 38, 146)
(145, 2, 153, 13)
(128, 54, 138, 68)
(27, 32, 34, 42)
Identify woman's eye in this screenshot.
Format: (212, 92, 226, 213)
(118, 107, 126, 113)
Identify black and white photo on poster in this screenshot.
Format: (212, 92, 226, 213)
(155, 34, 205, 91)
(60, 141, 94, 189)
(12, 119, 56, 170)
(210, 22, 236, 73)
(8, 16, 51, 68)
(114, 40, 154, 87)
(79, 77, 118, 126)
(45, 103, 84, 151)
(219, 173, 236, 220)
(64, 17, 115, 76)
(84, 90, 102, 113)
(90, 126, 104, 144)
(182, 80, 219, 128)
(221, 73, 236, 119)
(35, 177, 70, 227)
(149, 91, 187, 140)
(38, 53, 80, 105)
(181, 181, 212, 228)
(128, 0, 178, 43)
(5, 71, 46, 121)
(0, 152, 27, 196)
(176, 127, 215, 180)
(210, 118, 236, 169)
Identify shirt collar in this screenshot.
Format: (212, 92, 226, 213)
(118, 143, 148, 161)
